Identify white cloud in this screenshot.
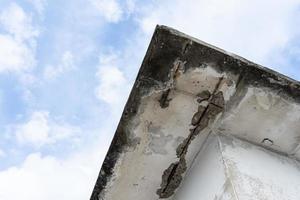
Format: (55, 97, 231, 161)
(0, 121, 114, 200)
(90, 0, 123, 22)
(0, 142, 108, 200)
(0, 34, 35, 73)
(0, 3, 38, 73)
(95, 53, 131, 108)
(0, 2, 39, 42)
(27, 0, 47, 16)
(139, 0, 300, 65)
(44, 51, 75, 79)
(13, 111, 80, 147)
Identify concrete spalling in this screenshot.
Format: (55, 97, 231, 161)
(90, 25, 300, 200)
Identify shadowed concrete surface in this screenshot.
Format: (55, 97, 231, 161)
(90, 25, 300, 200)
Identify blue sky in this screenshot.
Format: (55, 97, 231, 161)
(0, 0, 299, 199)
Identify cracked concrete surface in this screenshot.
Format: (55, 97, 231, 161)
(90, 25, 300, 200)
(156, 78, 225, 198)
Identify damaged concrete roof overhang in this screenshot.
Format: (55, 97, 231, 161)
(91, 25, 300, 200)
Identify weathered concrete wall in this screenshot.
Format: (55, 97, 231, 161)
(174, 134, 300, 200)
(90, 25, 300, 200)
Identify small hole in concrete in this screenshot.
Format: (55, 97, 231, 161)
(261, 138, 274, 146)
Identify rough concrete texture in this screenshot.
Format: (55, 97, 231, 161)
(90, 25, 300, 200)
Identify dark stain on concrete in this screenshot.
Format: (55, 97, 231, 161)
(197, 90, 211, 103)
(211, 91, 225, 108)
(156, 159, 187, 198)
(159, 89, 172, 108)
(157, 78, 225, 198)
(191, 105, 207, 126)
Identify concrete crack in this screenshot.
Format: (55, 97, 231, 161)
(157, 77, 225, 198)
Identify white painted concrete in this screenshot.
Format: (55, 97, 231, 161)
(174, 134, 300, 200)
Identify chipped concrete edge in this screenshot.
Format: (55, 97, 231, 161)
(158, 25, 300, 85)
